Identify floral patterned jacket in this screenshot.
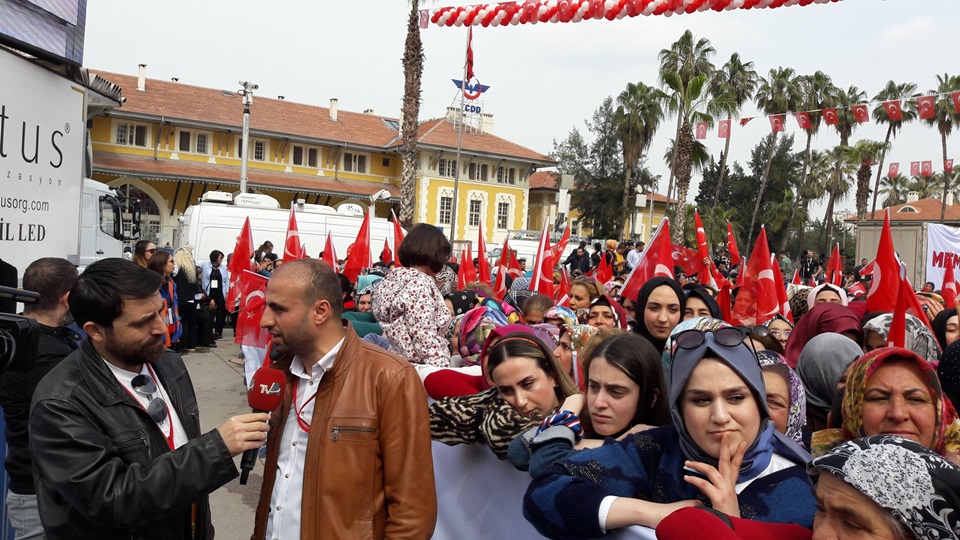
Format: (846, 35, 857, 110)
(372, 267, 451, 367)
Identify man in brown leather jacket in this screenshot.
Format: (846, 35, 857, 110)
(253, 259, 437, 539)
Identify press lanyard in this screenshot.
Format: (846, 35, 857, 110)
(292, 377, 318, 434)
(122, 364, 175, 450)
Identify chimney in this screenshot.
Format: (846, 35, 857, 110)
(363, 109, 374, 115)
(137, 64, 147, 91)
(479, 112, 495, 134)
(948, 192, 956, 206)
(278, 95, 285, 100)
(329, 98, 339, 122)
(445, 106, 459, 122)
(906, 191, 920, 203)
(170, 77, 179, 82)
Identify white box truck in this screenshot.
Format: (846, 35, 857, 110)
(178, 191, 396, 263)
(0, 46, 136, 279)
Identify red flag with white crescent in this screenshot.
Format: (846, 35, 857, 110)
(550, 222, 571, 261)
(825, 243, 843, 287)
(390, 210, 404, 267)
(557, 268, 571, 307)
(718, 119, 731, 139)
(852, 104, 870, 123)
(283, 207, 305, 262)
(380, 238, 392, 266)
(466, 27, 475, 82)
(942, 262, 958, 309)
(888, 163, 900, 178)
(694, 211, 709, 262)
(791, 269, 802, 285)
(731, 227, 778, 326)
(947, 160, 955, 175)
(341, 210, 371, 283)
(822, 108, 839, 125)
(793, 112, 811, 129)
(619, 219, 672, 302)
(922, 161, 933, 177)
(883, 100, 903, 121)
(529, 220, 554, 297)
(918, 95, 937, 120)
(458, 247, 477, 290)
(493, 238, 518, 299)
(695, 122, 708, 140)
(911, 162, 921, 177)
(739, 117, 753, 127)
(863, 209, 900, 313)
(953, 91, 960, 115)
(227, 217, 255, 312)
(768, 115, 785, 133)
(235, 270, 271, 349)
(726, 221, 741, 264)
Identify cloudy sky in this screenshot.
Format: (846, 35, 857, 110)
(84, 0, 958, 218)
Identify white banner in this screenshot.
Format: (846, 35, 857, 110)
(926, 223, 960, 288)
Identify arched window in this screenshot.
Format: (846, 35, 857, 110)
(116, 183, 162, 245)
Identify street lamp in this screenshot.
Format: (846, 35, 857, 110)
(238, 80, 258, 194)
(370, 189, 391, 216)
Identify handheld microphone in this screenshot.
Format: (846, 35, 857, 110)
(239, 367, 286, 485)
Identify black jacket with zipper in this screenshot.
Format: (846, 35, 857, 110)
(29, 338, 238, 539)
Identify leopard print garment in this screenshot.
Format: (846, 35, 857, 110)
(429, 387, 538, 460)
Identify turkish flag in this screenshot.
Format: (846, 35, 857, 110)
(672, 244, 700, 278)
(283, 207, 305, 262)
(825, 243, 843, 286)
(529, 219, 554, 298)
(852, 104, 870, 123)
(227, 217, 255, 312)
(922, 161, 933, 177)
(739, 117, 753, 127)
(883, 101, 903, 121)
(911, 162, 921, 176)
(918, 95, 937, 120)
(550, 222, 571, 262)
(693, 210, 716, 289)
(466, 27, 475, 82)
(595, 248, 612, 285)
(822, 108, 839, 125)
(888, 276, 911, 348)
(726, 221, 741, 265)
(341, 210, 371, 283)
(794, 112, 811, 129)
(694, 211, 710, 261)
(731, 227, 778, 326)
(791, 269, 802, 285)
(942, 262, 958, 309)
(772, 253, 792, 323)
(458, 247, 477, 290)
(619, 218, 673, 302)
(947, 159, 955, 174)
(235, 270, 270, 349)
(863, 209, 900, 313)
(380, 238, 392, 266)
(953, 91, 960, 114)
(888, 163, 900, 178)
(848, 282, 867, 298)
(716, 282, 733, 324)
(493, 238, 522, 299)
(477, 221, 491, 285)
(769, 115, 785, 133)
(390, 210, 404, 267)
(695, 122, 708, 140)
(557, 269, 571, 307)
(321, 230, 339, 272)
(718, 119, 731, 139)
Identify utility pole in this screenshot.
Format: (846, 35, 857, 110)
(238, 81, 258, 194)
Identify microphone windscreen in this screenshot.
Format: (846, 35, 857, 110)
(247, 367, 286, 411)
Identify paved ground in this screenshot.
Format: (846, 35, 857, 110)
(180, 335, 263, 540)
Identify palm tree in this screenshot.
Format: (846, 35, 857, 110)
(658, 30, 716, 239)
(708, 53, 758, 212)
(879, 173, 910, 207)
(616, 82, 666, 239)
(924, 73, 960, 221)
(398, 0, 424, 228)
(820, 146, 857, 246)
(822, 85, 867, 246)
(748, 67, 802, 253)
(870, 80, 918, 219)
(839, 139, 889, 219)
(782, 71, 836, 252)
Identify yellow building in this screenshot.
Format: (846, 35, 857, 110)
(90, 67, 555, 247)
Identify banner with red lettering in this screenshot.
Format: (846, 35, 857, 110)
(926, 223, 960, 289)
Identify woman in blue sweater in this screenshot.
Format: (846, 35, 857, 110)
(523, 327, 816, 538)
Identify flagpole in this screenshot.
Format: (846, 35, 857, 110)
(448, 28, 470, 245)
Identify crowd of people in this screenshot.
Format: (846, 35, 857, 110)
(2, 222, 960, 540)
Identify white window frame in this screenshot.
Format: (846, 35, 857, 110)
(438, 188, 454, 225)
(114, 121, 150, 147)
(496, 201, 510, 230)
(252, 139, 267, 161)
(343, 152, 369, 174)
(195, 132, 209, 155)
(496, 166, 505, 183)
(438, 158, 458, 179)
(468, 198, 482, 227)
(292, 145, 320, 167)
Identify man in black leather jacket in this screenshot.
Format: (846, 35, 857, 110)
(0, 257, 79, 539)
(29, 258, 270, 540)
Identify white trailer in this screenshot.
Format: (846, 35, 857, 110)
(178, 191, 396, 263)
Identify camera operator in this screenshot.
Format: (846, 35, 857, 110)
(28, 258, 269, 540)
(0, 257, 79, 539)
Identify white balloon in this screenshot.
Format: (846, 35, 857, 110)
(572, 11, 584, 21)
(604, 0, 614, 11)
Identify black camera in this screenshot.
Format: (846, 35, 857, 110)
(0, 286, 41, 373)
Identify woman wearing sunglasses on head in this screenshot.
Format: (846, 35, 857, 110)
(523, 327, 815, 539)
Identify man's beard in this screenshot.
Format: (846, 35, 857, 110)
(104, 330, 165, 366)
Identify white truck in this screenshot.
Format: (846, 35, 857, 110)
(0, 46, 137, 278)
(178, 191, 396, 263)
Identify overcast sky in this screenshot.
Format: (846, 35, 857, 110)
(84, 0, 959, 219)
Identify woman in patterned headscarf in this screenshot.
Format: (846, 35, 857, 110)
(757, 350, 807, 446)
(811, 347, 960, 466)
(863, 312, 941, 365)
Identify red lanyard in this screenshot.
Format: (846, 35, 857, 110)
(122, 365, 175, 450)
(292, 377, 318, 434)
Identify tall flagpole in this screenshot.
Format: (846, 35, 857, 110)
(448, 28, 470, 245)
